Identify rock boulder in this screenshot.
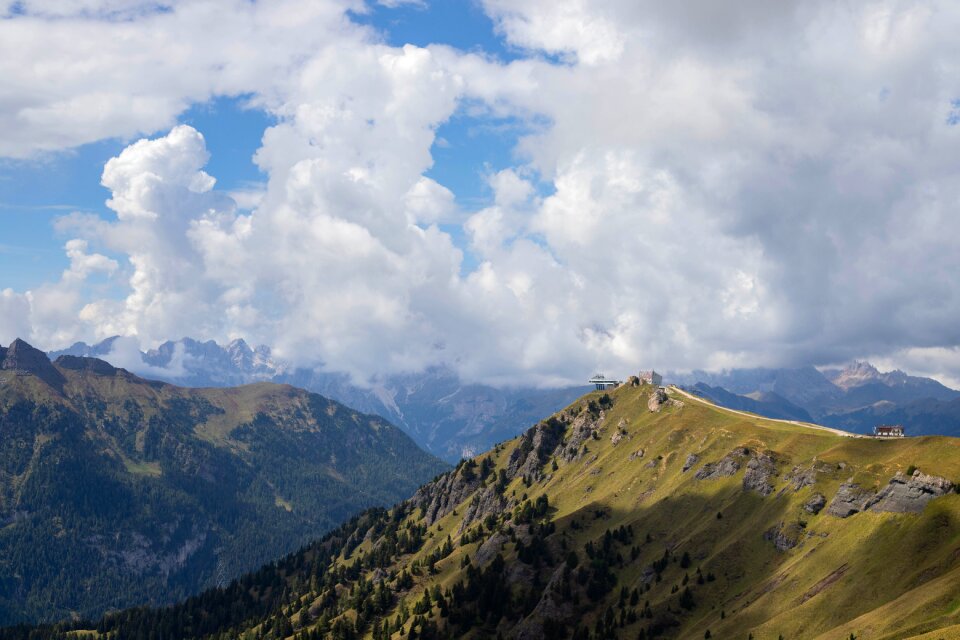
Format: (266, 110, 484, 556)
(803, 493, 827, 515)
(648, 387, 670, 412)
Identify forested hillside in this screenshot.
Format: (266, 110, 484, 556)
(0, 340, 446, 624)
(7, 380, 960, 639)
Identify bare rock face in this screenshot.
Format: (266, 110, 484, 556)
(743, 453, 778, 496)
(764, 522, 801, 552)
(827, 482, 877, 518)
(827, 471, 954, 518)
(682, 454, 699, 473)
(630, 448, 645, 461)
(507, 417, 567, 480)
(695, 449, 748, 481)
(627, 375, 640, 387)
(804, 493, 827, 515)
(611, 431, 623, 446)
(411, 469, 481, 525)
(865, 472, 954, 514)
(473, 531, 508, 567)
(648, 387, 670, 412)
(458, 484, 512, 534)
(561, 411, 603, 462)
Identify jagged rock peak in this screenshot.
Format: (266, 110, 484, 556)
(831, 360, 882, 389)
(1, 338, 66, 390)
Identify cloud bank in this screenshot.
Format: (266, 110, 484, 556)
(2, 0, 960, 387)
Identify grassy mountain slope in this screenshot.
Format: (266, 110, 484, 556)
(0, 341, 446, 624)
(7, 382, 960, 639)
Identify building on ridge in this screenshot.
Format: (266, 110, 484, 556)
(589, 373, 621, 391)
(874, 425, 905, 438)
(638, 370, 663, 386)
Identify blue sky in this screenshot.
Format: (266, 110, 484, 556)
(3, 0, 960, 387)
(0, 0, 522, 291)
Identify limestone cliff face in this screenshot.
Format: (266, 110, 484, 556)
(507, 416, 567, 480)
(866, 471, 954, 513)
(827, 471, 954, 518)
(414, 415, 571, 528)
(411, 469, 483, 526)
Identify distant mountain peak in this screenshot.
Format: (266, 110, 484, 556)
(1, 338, 66, 391)
(227, 337, 250, 351)
(847, 360, 879, 374)
(831, 360, 882, 390)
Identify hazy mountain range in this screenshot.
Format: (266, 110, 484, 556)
(673, 361, 960, 436)
(13, 382, 960, 639)
(0, 339, 446, 624)
(51, 337, 588, 463)
(51, 338, 960, 448)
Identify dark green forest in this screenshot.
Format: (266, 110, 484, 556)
(0, 352, 446, 625)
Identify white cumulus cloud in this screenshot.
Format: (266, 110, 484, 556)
(2, 0, 960, 389)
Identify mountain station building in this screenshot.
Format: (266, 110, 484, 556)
(874, 425, 905, 438)
(589, 374, 621, 391)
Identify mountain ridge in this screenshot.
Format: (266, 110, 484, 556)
(51, 337, 588, 462)
(674, 362, 960, 437)
(0, 339, 448, 625)
(9, 381, 960, 639)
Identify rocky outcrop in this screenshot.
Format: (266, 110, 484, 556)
(411, 469, 481, 525)
(648, 387, 669, 412)
(458, 484, 512, 534)
(473, 531, 508, 567)
(827, 482, 877, 518)
(827, 471, 954, 518)
(682, 454, 699, 472)
(560, 411, 603, 462)
(865, 472, 954, 514)
(743, 453, 778, 496)
(695, 449, 748, 480)
(507, 417, 567, 480)
(630, 448, 645, 461)
(764, 522, 801, 552)
(804, 493, 827, 515)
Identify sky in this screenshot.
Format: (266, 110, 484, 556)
(1, 0, 959, 388)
